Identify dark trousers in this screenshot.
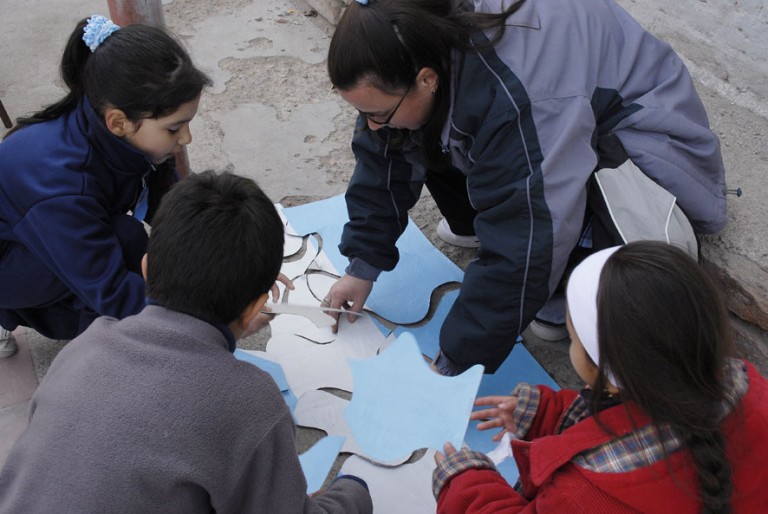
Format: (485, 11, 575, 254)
(425, 167, 477, 236)
(0, 213, 147, 339)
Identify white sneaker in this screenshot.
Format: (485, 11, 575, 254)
(0, 328, 18, 359)
(436, 218, 480, 248)
(528, 319, 568, 342)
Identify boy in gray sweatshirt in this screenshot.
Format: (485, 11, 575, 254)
(0, 171, 372, 513)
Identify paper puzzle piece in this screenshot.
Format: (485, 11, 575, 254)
(299, 435, 346, 494)
(266, 315, 386, 397)
(283, 195, 464, 324)
(304, 272, 343, 307)
(462, 342, 560, 484)
(267, 304, 338, 328)
(294, 390, 411, 466)
(275, 203, 304, 257)
(340, 450, 437, 514)
(269, 274, 336, 344)
(393, 289, 460, 359)
(345, 333, 483, 462)
(234, 349, 289, 391)
(281, 234, 321, 281)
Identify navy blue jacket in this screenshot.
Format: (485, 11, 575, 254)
(0, 97, 153, 335)
(340, 0, 726, 372)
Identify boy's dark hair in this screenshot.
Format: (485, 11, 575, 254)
(594, 241, 734, 514)
(327, 0, 524, 169)
(145, 171, 284, 324)
(6, 18, 212, 138)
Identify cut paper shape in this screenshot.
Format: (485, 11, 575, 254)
(280, 234, 321, 281)
(269, 274, 336, 343)
(234, 349, 289, 391)
(267, 304, 356, 328)
(393, 289, 460, 359)
(266, 315, 387, 397)
(462, 342, 559, 485)
(340, 449, 437, 514)
(345, 332, 483, 462)
(486, 432, 514, 465)
(299, 435, 346, 494)
(294, 390, 411, 466)
(275, 203, 304, 257)
(283, 233, 304, 258)
(283, 195, 464, 324)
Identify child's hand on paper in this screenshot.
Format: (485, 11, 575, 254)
(270, 273, 294, 302)
(433, 442, 458, 465)
(243, 274, 296, 338)
(471, 395, 519, 442)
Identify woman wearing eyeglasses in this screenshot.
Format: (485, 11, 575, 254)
(324, 0, 727, 376)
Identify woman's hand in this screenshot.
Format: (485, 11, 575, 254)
(322, 274, 373, 333)
(470, 395, 519, 442)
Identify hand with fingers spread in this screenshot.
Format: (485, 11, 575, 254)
(323, 274, 373, 333)
(471, 395, 519, 442)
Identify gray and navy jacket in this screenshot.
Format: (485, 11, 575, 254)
(340, 0, 726, 372)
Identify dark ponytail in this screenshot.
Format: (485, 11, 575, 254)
(593, 241, 734, 514)
(5, 19, 92, 136)
(5, 17, 211, 139)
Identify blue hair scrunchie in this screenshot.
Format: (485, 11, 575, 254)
(355, 0, 369, 5)
(83, 15, 120, 53)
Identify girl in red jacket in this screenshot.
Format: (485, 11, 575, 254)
(433, 241, 768, 513)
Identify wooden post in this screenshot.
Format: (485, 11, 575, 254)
(106, 0, 191, 178)
(107, 0, 165, 27)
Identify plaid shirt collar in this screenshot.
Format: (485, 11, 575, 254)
(566, 359, 749, 473)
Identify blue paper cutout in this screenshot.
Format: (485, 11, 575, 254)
(345, 332, 483, 462)
(393, 289, 460, 358)
(234, 349, 289, 391)
(283, 195, 464, 324)
(299, 435, 346, 494)
(463, 341, 559, 484)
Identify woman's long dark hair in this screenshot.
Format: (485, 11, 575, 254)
(5, 18, 211, 139)
(327, 0, 524, 170)
(593, 241, 734, 514)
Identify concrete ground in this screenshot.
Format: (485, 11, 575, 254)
(1, 0, 765, 473)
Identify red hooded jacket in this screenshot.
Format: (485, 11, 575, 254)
(438, 362, 768, 513)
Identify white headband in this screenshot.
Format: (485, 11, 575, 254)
(566, 246, 622, 385)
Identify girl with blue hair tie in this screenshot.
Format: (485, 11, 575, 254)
(0, 16, 211, 355)
(323, 0, 728, 377)
(433, 241, 768, 513)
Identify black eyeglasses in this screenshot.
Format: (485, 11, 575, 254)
(359, 83, 412, 126)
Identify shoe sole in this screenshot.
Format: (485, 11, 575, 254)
(528, 320, 568, 342)
(436, 219, 480, 248)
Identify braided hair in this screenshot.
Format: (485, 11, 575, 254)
(593, 241, 734, 514)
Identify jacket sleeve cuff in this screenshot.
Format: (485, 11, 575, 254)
(334, 474, 369, 491)
(345, 257, 382, 282)
(510, 383, 541, 439)
(432, 448, 497, 500)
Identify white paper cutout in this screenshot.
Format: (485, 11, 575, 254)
(340, 450, 438, 514)
(265, 315, 386, 397)
(294, 390, 410, 466)
(269, 274, 336, 343)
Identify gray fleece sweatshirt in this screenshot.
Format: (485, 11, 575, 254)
(0, 306, 372, 513)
